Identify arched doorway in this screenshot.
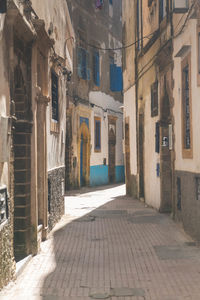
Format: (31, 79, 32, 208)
(78, 122, 90, 187)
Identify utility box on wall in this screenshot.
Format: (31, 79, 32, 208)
(173, 0, 188, 13)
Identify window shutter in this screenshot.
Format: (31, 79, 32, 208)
(155, 122, 160, 153)
(110, 63, 115, 91)
(115, 66, 123, 91)
(86, 51, 90, 80)
(94, 52, 100, 86)
(77, 48, 82, 78)
(110, 64, 123, 92)
(82, 49, 87, 79)
(151, 81, 158, 117)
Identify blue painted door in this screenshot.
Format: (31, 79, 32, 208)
(80, 134, 83, 186)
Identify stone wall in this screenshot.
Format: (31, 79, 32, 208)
(48, 167, 65, 231)
(174, 171, 200, 241)
(0, 195, 15, 289)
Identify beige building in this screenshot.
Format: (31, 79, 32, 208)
(123, 0, 200, 240)
(123, 0, 174, 211)
(173, 0, 200, 239)
(0, 0, 74, 288)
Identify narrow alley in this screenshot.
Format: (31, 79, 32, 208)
(1, 184, 200, 300)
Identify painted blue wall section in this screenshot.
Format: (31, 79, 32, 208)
(90, 165, 108, 186)
(115, 165, 125, 183)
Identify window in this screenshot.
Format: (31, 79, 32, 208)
(177, 177, 181, 210)
(196, 177, 200, 201)
(51, 71, 59, 121)
(155, 122, 160, 153)
(93, 51, 100, 86)
(0, 0, 6, 13)
(110, 57, 123, 92)
(198, 33, 200, 75)
(137, 0, 141, 50)
(94, 117, 101, 151)
(151, 81, 158, 117)
(96, 0, 103, 9)
(77, 47, 90, 80)
(181, 53, 192, 158)
(0, 188, 8, 225)
(197, 29, 200, 86)
(159, 0, 167, 22)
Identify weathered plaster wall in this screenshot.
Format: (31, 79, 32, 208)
(173, 18, 200, 173)
(123, 87, 137, 176)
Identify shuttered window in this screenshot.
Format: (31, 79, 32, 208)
(94, 117, 101, 151)
(151, 81, 158, 117)
(110, 61, 123, 92)
(77, 48, 90, 80)
(155, 122, 160, 153)
(182, 65, 190, 149)
(93, 51, 100, 86)
(51, 71, 59, 121)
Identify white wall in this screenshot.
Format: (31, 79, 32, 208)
(144, 94, 160, 209)
(89, 91, 124, 167)
(31, 0, 73, 171)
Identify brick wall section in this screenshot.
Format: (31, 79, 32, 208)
(0, 196, 15, 289)
(48, 167, 65, 231)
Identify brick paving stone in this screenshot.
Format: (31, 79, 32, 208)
(1, 184, 200, 300)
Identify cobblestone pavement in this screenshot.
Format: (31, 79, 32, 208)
(1, 184, 200, 300)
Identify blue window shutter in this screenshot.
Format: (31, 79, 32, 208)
(94, 52, 100, 86)
(115, 66, 123, 91)
(77, 48, 82, 78)
(110, 64, 123, 92)
(82, 49, 87, 79)
(86, 51, 90, 80)
(110, 63, 115, 91)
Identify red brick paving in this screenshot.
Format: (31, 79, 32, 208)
(1, 184, 200, 299)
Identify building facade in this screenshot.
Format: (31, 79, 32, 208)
(173, 0, 200, 240)
(66, 0, 124, 189)
(0, 0, 74, 288)
(123, 0, 200, 240)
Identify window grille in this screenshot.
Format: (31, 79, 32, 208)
(51, 71, 59, 121)
(196, 177, 200, 201)
(183, 65, 190, 149)
(0, 187, 8, 225)
(155, 122, 160, 153)
(151, 81, 158, 117)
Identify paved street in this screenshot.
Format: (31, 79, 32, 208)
(1, 184, 200, 300)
